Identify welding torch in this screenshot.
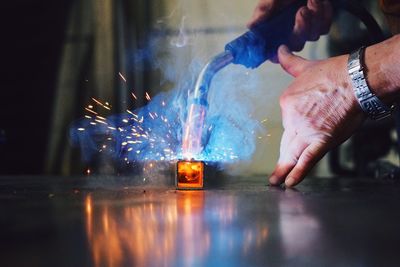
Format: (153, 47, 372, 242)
(182, 0, 384, 160)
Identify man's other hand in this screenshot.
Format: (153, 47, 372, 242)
(248, 0, 333, 52)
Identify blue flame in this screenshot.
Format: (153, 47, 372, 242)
(71, 73, 263, 167)
(70, 32, 265, 173)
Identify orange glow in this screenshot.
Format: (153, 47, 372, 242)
(84, 191, 209, 267)
(182, 103, 206, 158)
(83, 190, 270, 266)
(177, 160, 204, 189)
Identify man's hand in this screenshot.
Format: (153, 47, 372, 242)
(248, 0, 333, 51)
(270, 45, 365, 187)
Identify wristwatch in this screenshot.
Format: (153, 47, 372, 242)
(348, 46, 393, 120)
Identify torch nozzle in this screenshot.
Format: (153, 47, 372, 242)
(192, 51, 234, 101)
(182, 51, 234, 159)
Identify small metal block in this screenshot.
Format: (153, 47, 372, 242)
(176, 160, 204, 190)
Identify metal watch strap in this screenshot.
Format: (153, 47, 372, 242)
(348, 46, 392, 120)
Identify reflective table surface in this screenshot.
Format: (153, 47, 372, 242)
(1, 175, 400, 267)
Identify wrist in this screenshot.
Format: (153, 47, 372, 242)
(364, 34, 400, 105)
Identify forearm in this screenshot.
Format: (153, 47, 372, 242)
(365, 34, 400, 104)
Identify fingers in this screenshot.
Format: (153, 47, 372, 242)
(285, 141, 327, 187)
(289, 7, 312, 51)
(308, 0, 333, 35)
(269, 132, 308, 185)
(289, 0, 333, 51)
(247, 0, 274, 28)
(277, 45, 313, 77)
(247, 0, 332, 50)
(270, 135, 328, 187)
(247, 0, 296, 28)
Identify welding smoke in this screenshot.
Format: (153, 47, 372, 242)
(170, 16, 190, 48)
(70, 9, 269, 176)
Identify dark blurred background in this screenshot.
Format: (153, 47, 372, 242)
(1, 0, 162, 175)
(1, 0, 72, 174)
(1, 0, 397, 178)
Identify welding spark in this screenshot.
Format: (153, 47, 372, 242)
(74, 76, 259, 177)
(118, 72, 127, 82)
(145, 92, 151, 101)
(95, 119, 108, 125)
(96, 115, 107, 121)
(91, 98, 111, 110)
(126, 110, 138, 118)
(85, 108, 98, 115)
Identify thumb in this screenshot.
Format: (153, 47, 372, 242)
(278, 45, 312, 77)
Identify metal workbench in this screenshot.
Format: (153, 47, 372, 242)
(1, 175, 400, 267)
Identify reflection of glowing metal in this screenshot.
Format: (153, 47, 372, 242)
(83, 190, 270, 266)
(176, 160, 204, 190)
(84, 192, 209, 267)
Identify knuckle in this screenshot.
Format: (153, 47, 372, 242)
(309, 32, 320, 41)
(302, 149, 315, 163)
(320, 24, 331, 35)
(279, 93, 289, 108)
(257, 0, 273, 12)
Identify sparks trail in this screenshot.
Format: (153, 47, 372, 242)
(77, 87, 242, 164)
(77, 91, 180, 165)
(91, 98, 111, 110)
(72, 64, 263, 175)
(118, 72, 127, 83)
(145, 92, 151, 101)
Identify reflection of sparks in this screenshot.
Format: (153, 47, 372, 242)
(83, 191, 270, 267)
(85, 194, 180, 267)
(86, 195, 92, 214)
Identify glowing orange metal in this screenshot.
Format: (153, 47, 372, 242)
(176, 160, 204, 190)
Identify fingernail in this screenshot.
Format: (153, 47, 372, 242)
(269, 175, 279, 184)
(285, 177, 296, 187)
